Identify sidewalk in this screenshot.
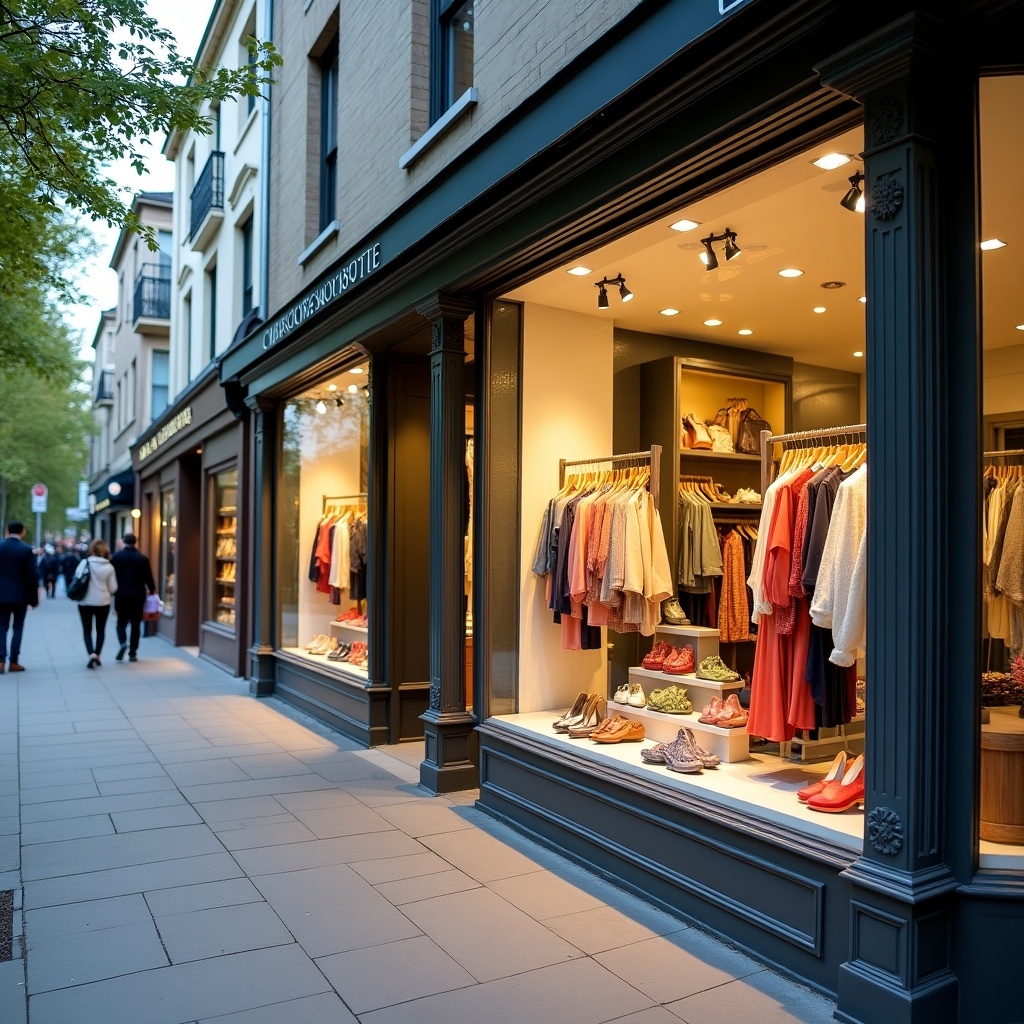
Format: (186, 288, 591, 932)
(0, 595, 837, 1024)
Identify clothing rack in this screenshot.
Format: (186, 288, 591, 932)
(559, 445, 662, 508)
(760, 424, 867, 493)
(984, 448, 1024, 460)
(322, 492, 367, 512)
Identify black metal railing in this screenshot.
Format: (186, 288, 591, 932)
(133, 263, 171, 322)
(93, 368, 114, 406)
(189, 150, 225, 240)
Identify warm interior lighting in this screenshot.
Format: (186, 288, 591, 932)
(131, 508, 142, 520)
(347, 384, 359, 393)
(858, 296, 867, 303)
(703, 319, 723, 327)
(567, 265, 592, 275)
(698, 228, 739, 270)
(327, 383, 338, 391)
(813, 306, 827, 313)
(840, 171, 866, 213)
(778, 268, 804, 278)
(812, 152, 853, 170)
(980, 238, 1007, 250)
(594, 274, 631, 308)
(853, 351, 864, 358)
(349, 367, 365, 374)
(315, 400, 327, 414)
(1016, 324, 1024, 331)
(737, 329, 753, 336)
(670, 218, 701, 232)
(660, 308, 680, 316)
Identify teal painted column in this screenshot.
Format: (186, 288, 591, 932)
(245, 395, 278, 696)
(818, 13, 980, 1023)
(417, 293, 477, 793)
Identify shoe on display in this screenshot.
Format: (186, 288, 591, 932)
(553, 692, 590, 731)
(806, 754, 865, 813)
(592, 719, 645, 743)
(642, 641, 670, 670)
(626, 682, 647, 708)
(696, 655, 742, 682)
(682, 727, 720, 768)
(796, 750, 849, 802)
(646, 686, 693, 714)
(568, 696, 607, 738)
(663, 645, 695, 675)
(698, 696, 724, 724)
(612, 684, 631, 705)
(662, 738, 703, 773)
(661, 597, 690, 625)
(590, 715, 632, 741)
(713, 693, 748, 728)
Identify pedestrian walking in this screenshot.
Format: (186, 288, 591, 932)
(75, 538, 118, 668)
(110, 532, 156, 663)
(41, 543, 59, 598)
(0, 521, 40, 673)
(59, 543, 81, 596)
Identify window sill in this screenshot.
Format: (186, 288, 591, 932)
(399, 87, 479, 171)
(297, 220, 341, 268)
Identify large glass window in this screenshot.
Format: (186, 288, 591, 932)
(211, 468, 238, 630)
(278, 357, 370, 677)
(160, 489, 176, 618)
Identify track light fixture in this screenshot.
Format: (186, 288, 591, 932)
(594, 274, 632, 309)
(698, 229, 740, 270)
(840, 171, 866, 213)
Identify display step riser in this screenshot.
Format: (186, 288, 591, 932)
(649, 625, 719, 664)
(611, 705, 750, 762)
(627, 667, 740, 712)
(329, 621, 368, 634)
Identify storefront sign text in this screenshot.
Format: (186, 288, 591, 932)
(93, 498, 111, 512)
(138, 406, 193, 462)
(262, 242, 382, 351)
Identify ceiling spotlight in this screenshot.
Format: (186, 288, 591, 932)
(327, 383, 338, 391)
(737, 329, 753, 336)
(315, 400, 327, 415)
(349, 366, 365, 374)
(698, 228, 739, 270)
(703, 319, 723, 327)
(853, 351, 864, 358)
(858, 296, 867, 303)
(594, 274, 631, 309)
(334, 397, 345, 409)
(778, 268, 804, 278)
(567, 265, 592, 276)
(347, 383, 359, 393)
(840, 171, 866, 213)
(660, 308, 680, 316)
(980, 238, 1007, 251)
(821, 280, 846, 290)
(670, 219, 701, 232)
(812, 152, 853, 170)
(813, 306, 827, 313)
(1017, 324, 1024, 331)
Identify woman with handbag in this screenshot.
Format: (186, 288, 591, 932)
(76, 539, 118, 668)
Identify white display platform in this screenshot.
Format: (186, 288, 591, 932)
(493, 711, 864, 852)
(611, 701, 749, 762)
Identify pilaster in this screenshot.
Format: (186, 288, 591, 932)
(365, 355, 388, 688)
(417, 293, 478, 793)
(817, 12, 980, 1023)
(245, 395, 278, 696)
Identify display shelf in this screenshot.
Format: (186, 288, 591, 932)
(215, 578, 235, 586)
(680, 449, 761, 462)
(627, 664, 741, 694)
(216, 556, 236, 563)
(330, 620, 368, 634)
(612, 703, 749, 762)
(708, 501, 762, 511)
(648, 622, 720, 665)
(654, 624, 720, 638)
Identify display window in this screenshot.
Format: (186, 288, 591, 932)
(160, 488, 176, 617)
(277, 356, 370, 678)
(210, 467, 238, 630)
(489, 79, 1023, 873)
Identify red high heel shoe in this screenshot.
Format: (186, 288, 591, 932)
(806, 754, 865, 813)
(796, 751, 849, 802)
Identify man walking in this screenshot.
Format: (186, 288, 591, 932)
(0, 521, 40, 672)
(110, 533, 156, 663)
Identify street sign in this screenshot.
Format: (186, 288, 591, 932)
(31, 483, 47, 514)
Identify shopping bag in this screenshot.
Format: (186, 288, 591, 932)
(142, 593, 163, 621)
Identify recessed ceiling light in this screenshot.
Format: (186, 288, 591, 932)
(349, 367, 365, 374)
(327, 383, 338, 391)
(660, 308, 680, 316)
(670, 219, 701, 232)
(737, 329, 753, 336)
(812, 153, 853, 170)
(813, 306, 827, 314)
(980, 239, 1007, 251)
(820, 280, 846, 290)
(853, 351, 864, 358)
(703, 318, 723, 326)
(348, 384, 359, 393)
(1016, 324, 1024, 331)
(778, 268, 804, 278)
(858, 296, 867, 303)
(567, 265, 592, 276)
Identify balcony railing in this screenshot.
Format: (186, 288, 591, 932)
(133, 263, 171, 323)
(190, 150, 225, 241)
(93, 368, 114, 406)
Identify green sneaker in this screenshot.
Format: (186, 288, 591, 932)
(646, 685, 693, 714)
(696, 655, 741, 682)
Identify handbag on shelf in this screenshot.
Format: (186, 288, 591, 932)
(66, 559, 90, 601)
(142, 593, 163, 620)
(736, 407, 772, 454)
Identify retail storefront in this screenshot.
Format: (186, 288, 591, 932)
(221, 3, 1023, 1020)
(131, 364, 249, 675)
(88, 469, 136, 547)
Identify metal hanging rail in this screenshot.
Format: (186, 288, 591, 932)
(322, 492, 368, 511)
(558, 445, 662, 508)
(983, 449, 1024, 460)
(760, 424, 867, 492)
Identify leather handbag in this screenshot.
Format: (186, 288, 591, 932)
(736, 407, 772, 454)
(67, 559, 90, 601)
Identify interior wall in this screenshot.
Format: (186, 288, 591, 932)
(519, 302, 613, 713)
(984, 345, 1024, 417)
(791, 362, 864, 431)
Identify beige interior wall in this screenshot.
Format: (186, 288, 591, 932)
(519, 302, 614, 713)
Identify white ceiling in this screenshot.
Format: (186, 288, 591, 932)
(506, 77, 1023, 375)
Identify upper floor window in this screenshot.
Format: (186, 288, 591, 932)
(431, 0, 474, 122)
(151, 350, 169, 421)
(240, 216, 254, 318)
(319, 36, 339, 231)
(207, 265, 218, 361)
(247, 43, 257, 116)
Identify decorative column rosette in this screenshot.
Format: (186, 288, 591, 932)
(867, 806, 904, 855)
(869, 174, 905, 221)
(867, 94, 904, 145)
